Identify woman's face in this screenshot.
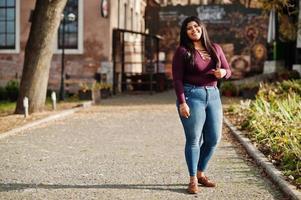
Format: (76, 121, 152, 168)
(186, 21, 202, 41)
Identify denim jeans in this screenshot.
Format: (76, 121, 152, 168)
(176, 84, 222, 177)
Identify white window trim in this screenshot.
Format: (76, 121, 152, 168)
(54, 0, 83, 55)
(0, 0, 20, 54)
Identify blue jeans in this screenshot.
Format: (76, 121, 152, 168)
(176, 84, 222, 177)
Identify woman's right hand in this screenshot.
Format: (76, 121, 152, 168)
(179, 103, 190, 118)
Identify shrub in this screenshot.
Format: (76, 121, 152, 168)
(226, 80, 301, 186)
(220, 81, 237, 96)
(245, 93, 301, 179)
(238, 82, 259, 99)
(5, 80, 19, 102)
(276, 69, 300, 81)
(256, 79, 301, 102)
(0, 86, 7, 101)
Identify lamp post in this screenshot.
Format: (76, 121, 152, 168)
(59, 12, 76, 101)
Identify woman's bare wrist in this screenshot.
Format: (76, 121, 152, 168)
(180, 103, 187, 107)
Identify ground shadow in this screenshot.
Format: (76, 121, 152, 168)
(97, 90, 176, 107)
(0, 183, 187, 194)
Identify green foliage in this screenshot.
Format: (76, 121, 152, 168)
(227, 104, 236, 113)
(0, 101, 16, 115)
(4, 80, 19, 102)
(257, 79, 301, 101)
(0, 86, 7, 101)
(258, 0, 294, 13)
(79, 82, 92, 92)
(227, 80, 301, 185)
(276, 70, 300, 81)
(237, 82, 259, 99)
(220, 81, 237, 96)
(258, 0, 297, 42)
(238, 82, 259, 90)
(79, 82, 112, 93)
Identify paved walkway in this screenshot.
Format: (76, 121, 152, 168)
(0, 91, 285, 199)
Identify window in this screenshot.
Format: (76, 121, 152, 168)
(124, 3, 127, 29)
(130, 8, 133, 30)
(58, 0, 78, 49)
(57, 0, 83, 53)
(0, 0, 16, 50)
(135, 12, 138, 31)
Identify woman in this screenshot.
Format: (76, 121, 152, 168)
(172, 16, 231, 194)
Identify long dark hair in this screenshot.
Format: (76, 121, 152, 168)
(179, 16, 220, 68)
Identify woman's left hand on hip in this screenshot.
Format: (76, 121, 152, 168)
(212, 68, 226, 79)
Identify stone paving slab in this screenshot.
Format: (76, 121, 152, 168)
(0, 91, 285, 199)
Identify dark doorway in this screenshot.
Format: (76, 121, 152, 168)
(112, 29, 168, 94)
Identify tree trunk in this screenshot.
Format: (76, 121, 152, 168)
(15, 0, 68, 114)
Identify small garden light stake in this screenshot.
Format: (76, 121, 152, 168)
(51, 91, 57, 110)
(23, 97, 29, 118)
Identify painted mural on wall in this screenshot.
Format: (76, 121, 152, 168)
(148, 4, 268, 79)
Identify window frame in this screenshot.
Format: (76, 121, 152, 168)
(54, 0, 83, 55)
(0, 0, 20, 54)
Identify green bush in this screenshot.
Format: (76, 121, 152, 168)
(276, 69, 300, 81)
(227, 80, 301, 185)
(5, 80, 19, 102)
(257, 79, 301, 101)
(0, 86, 7, 101)
(0, 101, 16, 114)
(220, 81, 237, 96)
(246, 94, 301, 176)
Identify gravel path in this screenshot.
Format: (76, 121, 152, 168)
(0, 91, 285, 199)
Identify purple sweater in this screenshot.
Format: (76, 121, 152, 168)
(172, 44, 231, 104)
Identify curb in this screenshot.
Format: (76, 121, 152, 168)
(0, 101, 93, 140)
(224, 117, 301, 200)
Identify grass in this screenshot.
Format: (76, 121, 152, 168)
(0, 95, 84, 116)
(0, 101, 16, 115)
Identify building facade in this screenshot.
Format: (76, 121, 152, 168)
(0, 0, 147, 92)
(146, 3, 268, 79)
(159, 0, 261, 7)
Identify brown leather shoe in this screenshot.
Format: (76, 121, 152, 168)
(198, 176, 216, 187)
(187, 182, 199, 194)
